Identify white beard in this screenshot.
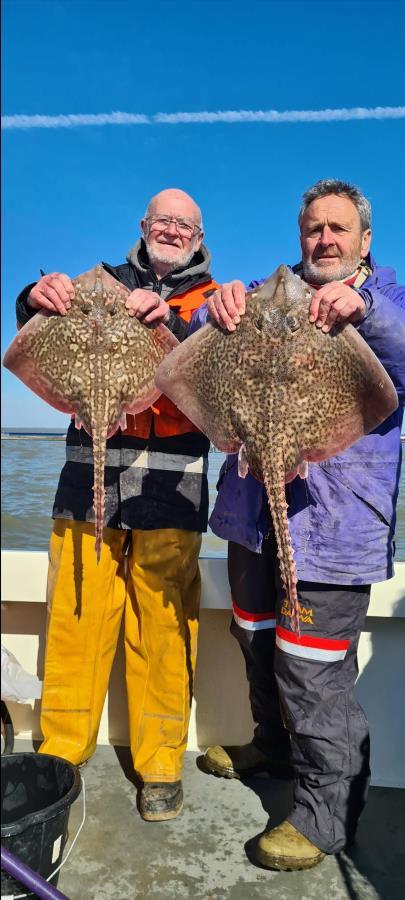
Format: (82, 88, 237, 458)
(302, 247, 363, 285)
(145, 238, 197, 273)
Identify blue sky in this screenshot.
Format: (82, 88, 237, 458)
(2, 0, 405, 427)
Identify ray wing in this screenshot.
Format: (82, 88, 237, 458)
(284, 322, 398, 471)
(155, 322, 241, 452)
(3, 312, 90, 414)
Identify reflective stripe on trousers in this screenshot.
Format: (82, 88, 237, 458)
(40, 518, 201, 781)
(228, 535, 371, 854)
(65, 445, 208, 474)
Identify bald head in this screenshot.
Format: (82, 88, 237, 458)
(144, 188, 203, 228)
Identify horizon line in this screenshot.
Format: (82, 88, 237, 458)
(2, 105, 405, 130)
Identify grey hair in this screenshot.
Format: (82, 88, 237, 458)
(298, 179, 372, 232)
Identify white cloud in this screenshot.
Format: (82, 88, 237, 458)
(2, 106, 405, 130)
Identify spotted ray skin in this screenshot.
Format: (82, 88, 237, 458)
(3, 264, 178, 559)
(155, 265, 398, 632)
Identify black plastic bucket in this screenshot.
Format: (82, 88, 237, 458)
(1, 753, 81, 897)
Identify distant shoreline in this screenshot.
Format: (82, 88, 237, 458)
(1, 435, 67, 441)
(1, 429, 67, 440)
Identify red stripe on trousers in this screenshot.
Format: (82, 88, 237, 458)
(232, 599, 276, 622)
(277, 625, 350, 651)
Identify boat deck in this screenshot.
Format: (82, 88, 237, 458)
(10, 739, 405, 900)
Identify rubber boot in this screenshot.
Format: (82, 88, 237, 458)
(139, 781, 183, 822)
(203, 742, 293, 779)
(256, 820, 326, 870)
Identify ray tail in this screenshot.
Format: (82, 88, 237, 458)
(262, 454, 300, 635)
(88, 348, 109, 562)
(91, 416, 108, 563)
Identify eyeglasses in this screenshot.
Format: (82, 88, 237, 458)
(145, 215, 201, 238)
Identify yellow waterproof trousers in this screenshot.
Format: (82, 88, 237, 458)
(40, 519, 201, 781)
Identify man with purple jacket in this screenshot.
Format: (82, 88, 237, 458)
(195, 180, 405, 869)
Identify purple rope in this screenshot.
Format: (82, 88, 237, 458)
(1, 847, 69, 900)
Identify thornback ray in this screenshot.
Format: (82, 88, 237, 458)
(3, 264, 178, 560)
(155, 264, 398, 633)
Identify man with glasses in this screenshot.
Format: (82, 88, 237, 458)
(15, 188, 218, 821)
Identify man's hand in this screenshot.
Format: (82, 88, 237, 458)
(125, 289, 171, 326)
(207, 281, 247, 331)
(309, 282, 366, 333)
(27, 273, 75, 316)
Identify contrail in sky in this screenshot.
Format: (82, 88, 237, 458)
(2, 106, 405, 130)
(155, 107, 405, 124)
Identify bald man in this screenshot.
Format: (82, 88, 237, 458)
(15, 189, 219, 821)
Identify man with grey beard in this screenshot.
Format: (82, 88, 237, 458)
(15, 188, 219, 822)
(200, 179, 404, 869)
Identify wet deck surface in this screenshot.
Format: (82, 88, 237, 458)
(8, 741, 405, 899)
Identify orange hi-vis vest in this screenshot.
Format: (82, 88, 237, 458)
(124, 279, 219, 440)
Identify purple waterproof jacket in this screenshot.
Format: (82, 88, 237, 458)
(189, 258, 405, 585)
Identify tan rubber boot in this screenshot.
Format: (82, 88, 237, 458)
(203, 742, 293, 779)
(256, 820, 326, 870)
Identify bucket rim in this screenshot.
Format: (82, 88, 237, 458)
(1, 752, 82, 838)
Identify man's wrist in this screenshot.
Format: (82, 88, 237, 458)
(16, 282, 38, 327)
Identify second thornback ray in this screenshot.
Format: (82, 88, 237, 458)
(155, 265, 398, 632)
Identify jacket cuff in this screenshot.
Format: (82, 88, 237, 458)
(16, 283, 38, 327)
(354, 287, 373, 320)
(166, 310, 188, 342)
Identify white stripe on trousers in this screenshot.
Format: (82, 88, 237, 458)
(233, 613, 276, 631)
(66, 446, 207, 474)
